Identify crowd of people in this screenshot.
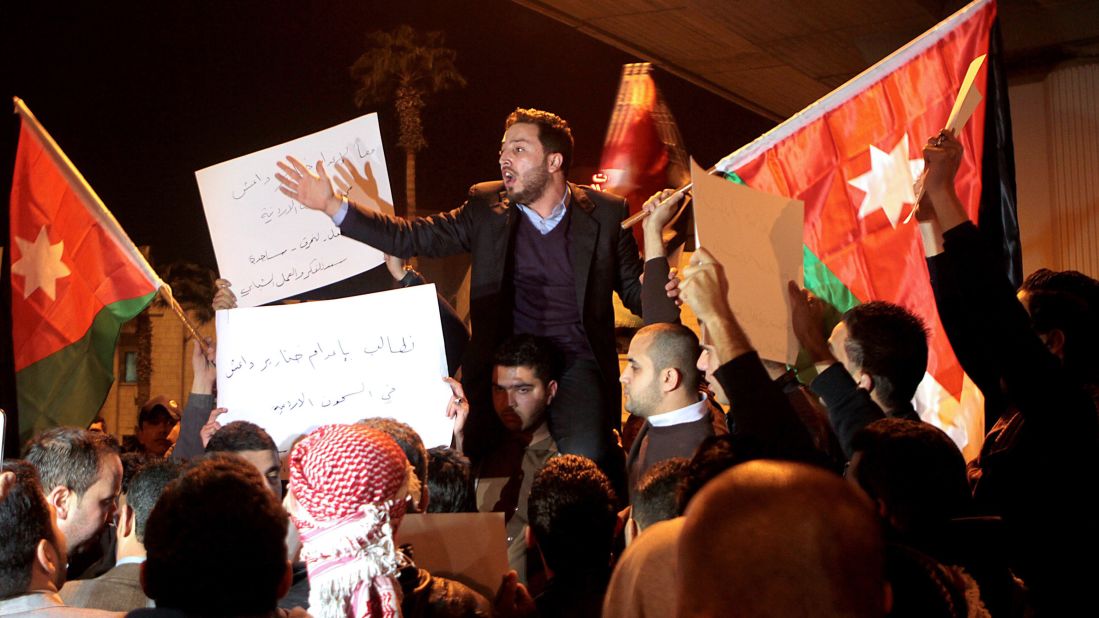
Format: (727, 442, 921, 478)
(2, 110, 1096, 617)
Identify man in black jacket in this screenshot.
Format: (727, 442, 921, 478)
(275, 108, 679, 472)
(916, 129, 1099, 613)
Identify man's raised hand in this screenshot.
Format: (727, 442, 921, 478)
(200, 408, 228, 448)
(275, 156, 341, 217)
(787, 281, 834, 364)
(212, 278, 237, 311)
(680, 247, 733, 325)
(443, 377, 470, 453)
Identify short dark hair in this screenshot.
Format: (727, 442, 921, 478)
(632, 457, 690, 530)
(637, 323, 701, 392)
(493, 334, 562, 385)
(125, 459, 183, 542)
(426, 447, 476, 513)
(0, 461, 57, 598)
(143, 454, 288, 614)
(1020, 268, 1099, 382)
(528, 455, 617, 574)
(206, 421, 278, 455)
(359, 418, 427, 492)
(850, 419, 971, 534)
(120, 452, 153, 494)
(843, 301, 929, 410)
(504, 108, 574, 173)
(23, 427, 120, 496)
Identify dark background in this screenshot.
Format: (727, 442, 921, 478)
(0, 0, 773, 453)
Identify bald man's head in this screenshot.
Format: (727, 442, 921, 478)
(678, 460, 887, 618)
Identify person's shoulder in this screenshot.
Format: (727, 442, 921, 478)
(573, 184, 626, 208)
(467, 181, 506, 202)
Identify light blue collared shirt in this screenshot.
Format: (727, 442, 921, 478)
(332, 197, 350, 226)
(515, 186, 570, 235)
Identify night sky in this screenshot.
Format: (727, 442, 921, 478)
(2, 0, 773, 269)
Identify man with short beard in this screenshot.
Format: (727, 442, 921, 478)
(23, 428, 123, 581)
(0, 461, 120, 617)
(620, 323, 724, 497)
(275, 108, 680, 476)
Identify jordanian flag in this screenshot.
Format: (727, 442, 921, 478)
(715, 0, 1014, 459)
(9, 98, 161, 441)
(598, 62, 692, 249)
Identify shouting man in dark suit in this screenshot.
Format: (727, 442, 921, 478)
(275, 108, 680, 474)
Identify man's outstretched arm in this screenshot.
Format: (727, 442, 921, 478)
(275, 155, 474, 258)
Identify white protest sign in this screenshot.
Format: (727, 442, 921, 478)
(214, 284, 453, 451)
(692, 158, 805, 364)
(197, 113, 392, 307)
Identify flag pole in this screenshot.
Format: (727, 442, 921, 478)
(12, 97, 210, 356)
(157, 286, 211, 357)
(620, 179, 696, 229)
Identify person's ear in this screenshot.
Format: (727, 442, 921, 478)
(277, 560, 293, 599)
(47, 486, 72, 522)
(875, 498, 890, 520)
(36, 538, 63, 583)
(662, 367, 683, 393)
(546, 380, 559, 405)
(856, 371, 874, 394)
(1044, 328, 1067, 360)
(118, 503, 136, 538)
(625, 517, 641, 546)
(546, 152, 563, 174)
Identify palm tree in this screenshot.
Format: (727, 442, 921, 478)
(351, 25, 466, 217)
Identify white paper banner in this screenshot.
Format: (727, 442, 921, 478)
(214, 285, 453, 451)
(197, 113, 392, 307)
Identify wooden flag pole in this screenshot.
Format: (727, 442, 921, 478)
(157, 285, 211, 358)
(620, 180, 695, 230)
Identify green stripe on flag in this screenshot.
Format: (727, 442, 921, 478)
(794, 246, 863, 382)
(17, 291, 157, 441)
(803, 244, 861, 313)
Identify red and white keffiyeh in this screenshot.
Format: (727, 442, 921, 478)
(288, 424, 419, 618)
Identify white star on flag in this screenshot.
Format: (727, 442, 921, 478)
(847, 133, 925, 228)
(11, 225, 72, 300)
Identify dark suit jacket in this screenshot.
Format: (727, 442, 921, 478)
(60, 562, 152, 613)
(340, 182, 647, 451)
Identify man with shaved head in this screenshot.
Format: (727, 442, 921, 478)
(620, 322, 724, 496)
(678, 460, 888, 617)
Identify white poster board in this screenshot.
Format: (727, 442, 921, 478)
(197, 113, 392, 307)
(692, 159, 805, 364)
(214, 285, 453, 451)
